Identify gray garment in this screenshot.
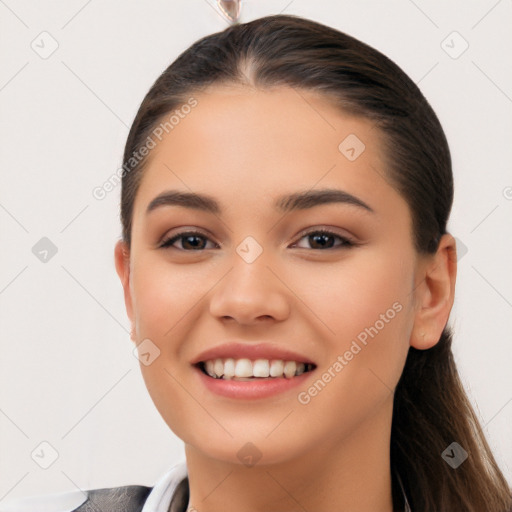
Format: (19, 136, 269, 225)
(72, 485, 152, 512)
(167, 477, 189, 512)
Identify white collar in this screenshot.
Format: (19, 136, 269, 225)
(141, 460, 188, 512)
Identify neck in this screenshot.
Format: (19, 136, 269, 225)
(184, 396, 395, 512)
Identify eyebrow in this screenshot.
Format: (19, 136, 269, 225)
(145, 188, 375, 216)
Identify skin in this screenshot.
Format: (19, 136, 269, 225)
(115, 84, 457, 512)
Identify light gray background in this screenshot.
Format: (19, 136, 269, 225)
(1, 0, 511, 503)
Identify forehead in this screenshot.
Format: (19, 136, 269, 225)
(132, 85, 407, 221)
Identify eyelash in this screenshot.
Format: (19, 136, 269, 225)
(159, 228, 355, 251)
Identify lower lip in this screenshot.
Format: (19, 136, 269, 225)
(193, 365, 315, 400)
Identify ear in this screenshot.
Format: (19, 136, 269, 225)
(114, 240, 136, 343)
(410, 233, 457, 350)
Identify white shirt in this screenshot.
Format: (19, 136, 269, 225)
(141, 460, 188, 512)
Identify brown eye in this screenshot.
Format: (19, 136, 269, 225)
(293, 229, 354, 250)
(160, 231, 217, 251)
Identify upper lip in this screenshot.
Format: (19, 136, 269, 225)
(191, 342, 316, 365)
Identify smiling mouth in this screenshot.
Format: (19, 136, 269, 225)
(196, 358, 317, 381)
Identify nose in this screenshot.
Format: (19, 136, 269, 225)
(208, 255, 290, 326)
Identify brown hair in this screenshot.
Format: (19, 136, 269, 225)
(119, 14, 511, 511)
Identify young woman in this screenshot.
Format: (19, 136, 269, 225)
(3, 13, 510, 512)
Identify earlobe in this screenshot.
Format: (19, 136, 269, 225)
(411, 233, 457, 350)
(114, 240, 135, 340)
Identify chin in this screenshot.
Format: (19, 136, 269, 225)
(182, 426, 313, 468)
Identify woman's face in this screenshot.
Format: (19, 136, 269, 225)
(116, 85, 424, 466)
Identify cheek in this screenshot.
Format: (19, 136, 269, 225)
(130, 255, 211, 343)
(303, 248, 410, 321)
(300, 250, 413, 381)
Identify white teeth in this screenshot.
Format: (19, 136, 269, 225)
(223, 358, 235, 379)
(201, 358, 314, 379)
(205, 360, 215, 376)
(234, 358, 253, 378)
(214, 359, 224, 377)
(252, 359, 270, 377)
(283, 361, 297, 378)
(269, 359, 284, 377)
